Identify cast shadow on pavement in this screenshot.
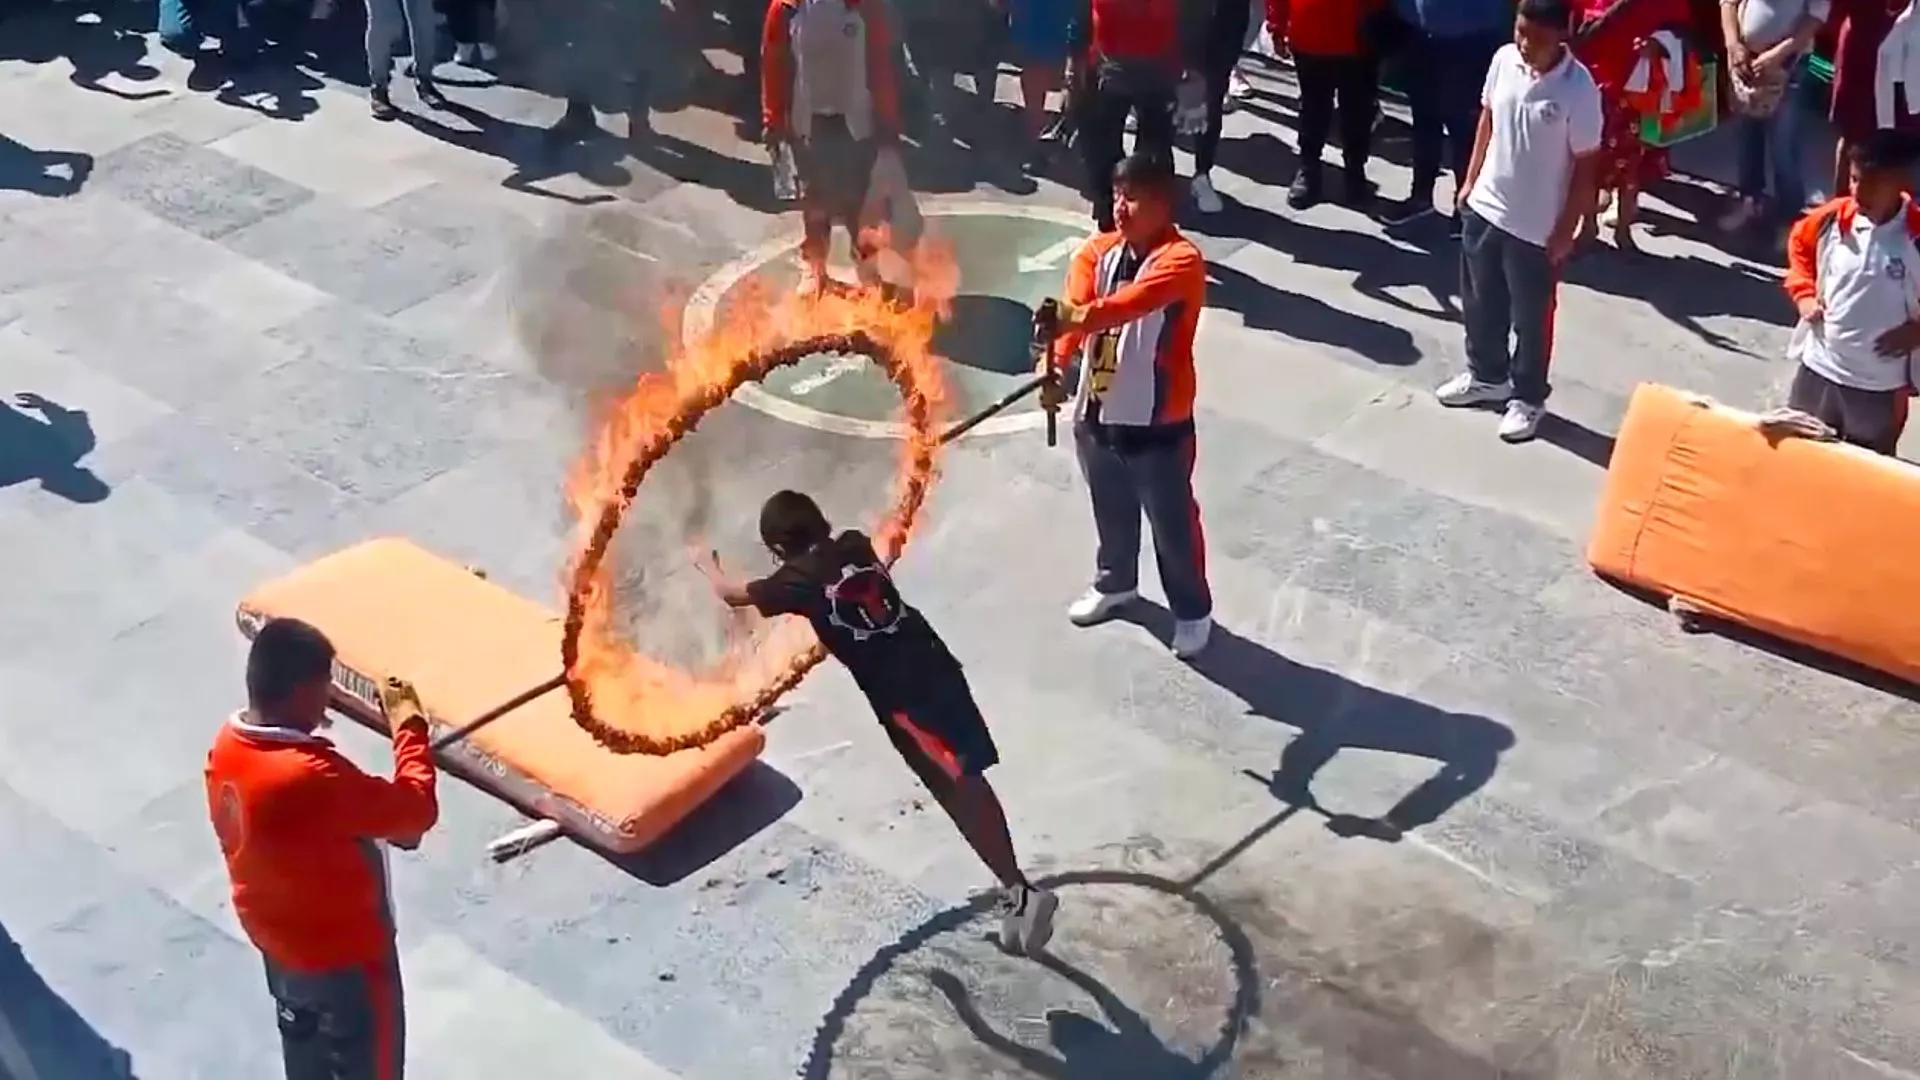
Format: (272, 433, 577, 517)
(1122, 602, 1514, 843)
(0, 137, 92, 198)
(799, 868, 1259, 1080)
(0, 920, 136, 1079)
(1204, 197, 1458, 330)
(1562, 246, 1789, 357)
(0, 393, 110, 504)
(399, 101, 629, 206)
(1205, 261, 1423, 367)
(0, 0, 164, 99)
(598, 761, 801, 886)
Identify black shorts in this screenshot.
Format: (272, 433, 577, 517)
(1788, 364, 1904, 455)
(877, 675, 999, 783)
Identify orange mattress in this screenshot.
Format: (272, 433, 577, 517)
(1588, 383, 1920, 685)
(236, 538, 764, 853)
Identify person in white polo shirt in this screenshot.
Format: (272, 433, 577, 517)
(1781, 130, 1920, 455)
(1434, 0, 1604, 443)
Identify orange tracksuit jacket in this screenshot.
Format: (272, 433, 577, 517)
(206, 712, 437, 971)
(1053, 229, 1206, 428)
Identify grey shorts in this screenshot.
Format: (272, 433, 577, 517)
(795, 116, 876, 225)
(1788, 364, 1904, 455)
(264, 954, 405, 1080)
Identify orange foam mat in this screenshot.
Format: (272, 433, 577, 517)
(237, 538, 764, 853)
(1588, 383, 1920, 685)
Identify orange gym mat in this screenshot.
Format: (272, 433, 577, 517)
(236, 538, 765, 854)
(1588, 383, 1920, 685)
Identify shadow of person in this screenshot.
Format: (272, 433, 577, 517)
(1536, 412, 1616, 468)
(0, 919, 135, 1078)
(0, 393, 110, 504)
(62, 0, 167, 100)
(0, 136, 92, 197)
(1561, 248, 1788, 357)
(1205, 196, 1460, 321)
(1122, 601, 1514, 842)
(209, 60, 325, 122)
(1205, 260, 1423, 366)
(928, 953, 1210, 1079)
(396, 100, 628, 205)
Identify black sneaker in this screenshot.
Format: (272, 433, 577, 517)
(1342, 170, 1376, 210)
(416, 82, 448, 110)
(995, 884, 1060, 955)
(369, 87, 398, 121)
(1287, 169, 1322, 210)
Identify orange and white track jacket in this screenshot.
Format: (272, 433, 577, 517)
(1053, 229, 1207, 428)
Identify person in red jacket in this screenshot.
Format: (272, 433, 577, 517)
(762, 0, 904, 297)
(206, 618, 438, 1080)
(1047, 152, 1214, 659)
(1268, 0, 1386, 208)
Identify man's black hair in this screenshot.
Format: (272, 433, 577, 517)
(1112, 152, 1179, 199)
(246, 618, 335, 709)
(760, 490, 832, 557)
(1850, 129, 1920, 174)
(1517, 0, 1573, 31)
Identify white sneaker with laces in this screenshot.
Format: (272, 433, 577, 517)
(1498, 400, 1545, 443)
(1434, 372, 1512, 408)
(1191, 173, 1223, 214)
(1172, 616, 1213, 660)
(1067, 588, 1136, 627)
(997, 885, 1060, 955)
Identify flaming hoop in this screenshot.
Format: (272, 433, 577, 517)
(562, 283, 952, 755)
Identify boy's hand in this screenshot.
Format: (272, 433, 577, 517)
(693, 548, 725, 587)
(1796, 296, 1824, 323)
(1876, 320, 1920, 357)
(1055, 299, 1091, 330)
(379, 677, 425, 729)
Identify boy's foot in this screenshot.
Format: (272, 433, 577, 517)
(1067, 588, 1137, 627)
(1172, 616, 1213, 660)
(794, 262, 828, 298)
(1191, 172, 1223, 214)
(1498, 400, 1545, 443)
(1717, 196, 1765, 234)
(1434, 372, 1511, 408)
(416, 82, 449, 110)
(997, 885, 1060, 955)
(1287, 170, 1322, 210)
(369, 86, 398, 121)
(454, 42, 478, 64)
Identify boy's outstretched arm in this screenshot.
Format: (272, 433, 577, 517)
(695, 550, 755, 608)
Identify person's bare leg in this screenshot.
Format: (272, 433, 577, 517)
(1613, 184, 1640, 252)
(1834, 136, 1853, 198)
(930, 774, 1028, 890)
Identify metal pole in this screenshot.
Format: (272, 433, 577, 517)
(430, 673, 568, 752)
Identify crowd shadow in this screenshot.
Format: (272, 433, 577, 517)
(0, 393, 111, 504)
(1123, 603, 1514, 843)
(1563, 245, 1790, 357)
(800, 868, 1260, 1080)
(0, 920, 136, 1079)
(598, 761, 801, 886)
(0, 136, 93, 197)
(1, 0, 164, 97)
(1209, 196, 1459, 322)
(399, 100, 631, 205)
(1206, 261, 1422, 366)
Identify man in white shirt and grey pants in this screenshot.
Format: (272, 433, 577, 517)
(1434, 0, 1603, 444)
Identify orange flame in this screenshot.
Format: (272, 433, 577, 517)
(561, 245, 956, 754)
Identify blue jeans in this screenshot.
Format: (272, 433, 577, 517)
(1736, 58, 1810, 214)
(1460, 208, 1558, 405)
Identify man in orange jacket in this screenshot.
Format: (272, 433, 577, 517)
(206, 617, 438, 1080)
(1047, 152, 1214, 660)
(1268, 0, 1386, 208)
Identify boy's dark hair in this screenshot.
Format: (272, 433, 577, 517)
(1517, 0, 1572, 31)
(247, 618, 335, 709)
(1850, 129, 1920, 174)
(1112, 152, 1178, 200)
(760, 490, 832, 557)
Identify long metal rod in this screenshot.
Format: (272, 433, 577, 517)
(939, 374, 1054, 445)
(430, 673, 568, 752)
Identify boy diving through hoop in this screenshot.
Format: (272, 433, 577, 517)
(697, 490, 1059, 954)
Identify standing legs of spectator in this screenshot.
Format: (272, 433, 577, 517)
(1192, 0, 1252, 214)
(1290, 54, 1377, 210)
(1405, 32, 1497, 228)
(1723, 59, 1810, 232)
(366, 0, 445, 120)
(446, 0, 496, 66)
(1081, 78, 1175, 229)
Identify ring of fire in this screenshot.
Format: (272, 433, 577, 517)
(562, 287, 952, 755)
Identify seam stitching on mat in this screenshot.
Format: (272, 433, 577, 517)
(1622, 402, 1700, 583)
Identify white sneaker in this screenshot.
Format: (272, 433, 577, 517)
(1434, 372, 1512, 408)
(1228, 68, 1254, 101)
(997, 885, 1059, 955)
(1067, 588, 1136, 627)
(794, 262, 827, 298)
(1498, 400, 1545, 443)
(1191, 173, 1223, 214)
(454, 42, 478, 64)
(1171, 616, 1213, 660)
